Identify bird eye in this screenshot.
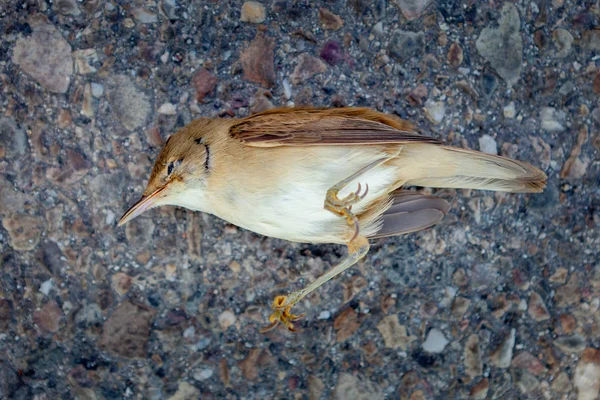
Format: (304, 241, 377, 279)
(167, 159, 182, 175)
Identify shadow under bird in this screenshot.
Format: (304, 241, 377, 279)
(118, 107, 546, 332)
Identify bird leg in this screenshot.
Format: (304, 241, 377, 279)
(261, 235, 370, 333)
(261, 156, 393, 333)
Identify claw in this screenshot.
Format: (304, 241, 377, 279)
(360, 183, 369, 199)
(261, 295, 305, 333)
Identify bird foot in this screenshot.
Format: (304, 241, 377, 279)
(260, 295, 305, 333)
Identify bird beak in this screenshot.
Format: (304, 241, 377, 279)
(118, 187, 165, 226)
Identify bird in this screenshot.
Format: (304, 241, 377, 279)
(118, 107, 546, 333)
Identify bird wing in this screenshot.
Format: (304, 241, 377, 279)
(229, 107, 443, 147)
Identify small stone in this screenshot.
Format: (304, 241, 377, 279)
(240, 1, 266, 23)
(53, 0, 81, 15)
(0, 117, 28, 158)
(554, 334, 587, 354)
(239, 34, 276, 87)
(334, 373, 384, 400)
(131, 7, 158, 24)
(469, 378, 489, 400)
(540, 107, 565, 132)
(594, 71, 600, 95)
(406, 84, 428, 107)
(511, 352, 546, 375)
(308, 375, 325, 400)
(158, 102, 177, 115)
(575, 349, 600, 400)
(528, 292, 550, 321)
(555, 274, 581, 307)
(218, 310, 236, 330)
(320, 41, 345, 66)
(2, 214, 44, 251)
(81, 83, 94, 118)
(193, 368, 213, 381)
(393, 0, 433, 21)
(424, 100, 445, 124)
(168, 382, 200, 400)
(552, 28, 574, 58)
(111, 272, 133, 297)
(447, 42, 463, 68)
(56, 109, 72, 129)
(422, 328, 449, 353)
(91, 83, 104, 98)
(318, 310, 331, 320)
(513, 369, 540, 394)
(39, 279, 53, 296)
(503, 102, 516, 119)
(464, 334, 482, 378)
(389, 30, 425, 62)
(582, 29, 600, 52)
(99, 300, 156, 358)
(491, 328, 516, 368)
(377, 315, 416, 350)
(475, 3, 522, 88)
(291, 54, 327, 85)
(12, 15, 73, 93)
(106, 75, 152, 131)
(551, 372, 572, 394)
(549, 267, 568, 284)
(478, 134, 497, 155)
(453, 268, 468, 287)
(334, 308, 361, 342)
(192, 68, 218, 102)
(451, 297, 471, 319)
(33, 301, 63, 333)
(561, 125, 590, 180)
(319, 8, 344, 30)
(72, 49, 98, 74)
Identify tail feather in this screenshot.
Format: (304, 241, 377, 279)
(399, 145, 547, 193)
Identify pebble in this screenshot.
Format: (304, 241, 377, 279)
(2, 214, 44, 251)
(447, 42, 463, 69)
(193, 368, 214, 381)
(475, 4, 522, 88)
(291, 54, 327, 85)
(33, 301, 63, 333)
(334, 308, 361, 342)
(0, 117, 28, 157)
(388, 30, 425, 62)
(318, 310, 331, 320)
(376, 315, 416, 350)
(0, 299, 12, 331)
(491, 328, 516, 368)
(554, 334, 587, 354)
(422, 328, 449, 353)
(464, 334, 482, 377)
(91, 83, 104, 98)
(513, 369, 540, 395)
(424, 100, 445, 124)
(478, 134, 497, 155)
(527, 291, 550, 321)
(540, 107, 565, 132)
(39, 279, 53, 296)
(192, 68, 218, 102)
(106, 75, 152, 131)
(551, 372, 572, 394)
(334, 373, 384, 400)
(503, 102, 516, 119)
(158, 102, 177, 115)
(99, 300, 156, 358)
(552, 28, 574, 58)
(131, 7, 158, 24)
(239, 34, 276, 87)
(469, 378, 488, 399)
(12, 15, 73, 93)
(168, 382, 200, 400)
(53, 0, 80, 16)
(111, 272, 133, 297)
(218, 310, 236, 330)
(240, 1, 266, 24)
(320, 41, 344, 66)
(319, 8, 344, 30)
(511, 352, 546, 375)
(575, 348, 600, 400)
(394, 0, 433, 21)
(72, 49, 98, 75)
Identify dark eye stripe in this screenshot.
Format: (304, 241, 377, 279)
(167, 159, 183, 175)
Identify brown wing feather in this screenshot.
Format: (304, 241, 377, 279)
(229, 107, 442, 147)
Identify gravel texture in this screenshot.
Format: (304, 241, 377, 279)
(0, 0, 599, 399)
